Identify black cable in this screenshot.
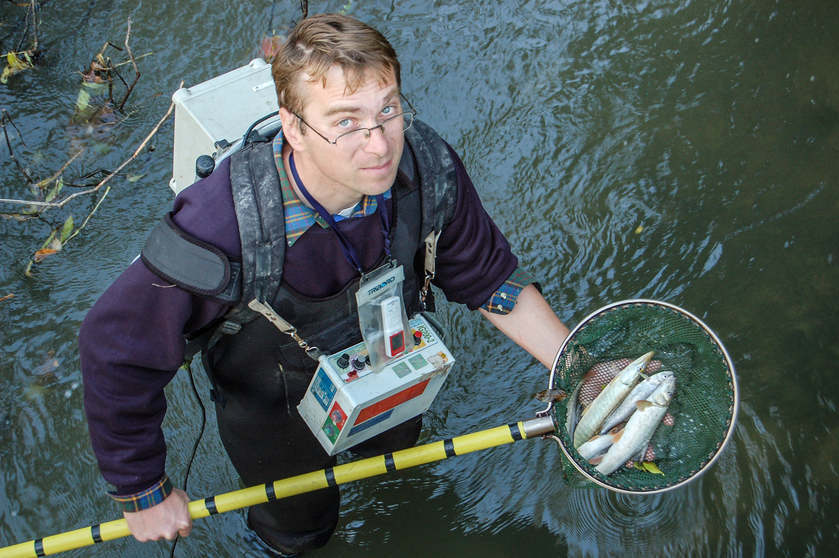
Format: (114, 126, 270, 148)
(169, 358, 207, 558)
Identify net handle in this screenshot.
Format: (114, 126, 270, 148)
(538, 298, 740, 494)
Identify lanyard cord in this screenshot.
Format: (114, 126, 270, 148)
(288, 151, 391, 273)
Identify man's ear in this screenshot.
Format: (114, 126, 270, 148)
(279, 107, 305, 152)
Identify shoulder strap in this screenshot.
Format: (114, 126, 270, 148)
(141, 213, 241, 302)
(223, 139, 287, 324)
(404, 119, 459, 311)
(404, 119, 459, 241)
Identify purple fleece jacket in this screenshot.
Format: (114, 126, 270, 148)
(79, 145, 518, 495)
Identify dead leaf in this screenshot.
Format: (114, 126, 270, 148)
(33, 248, 59, 262)
(261, 35, 284, 61)
(0, 293, 13, 303)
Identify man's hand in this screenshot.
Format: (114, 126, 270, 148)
(123, 488, 192, 542)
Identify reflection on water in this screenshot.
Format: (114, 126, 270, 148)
(1, 0, 838, 557)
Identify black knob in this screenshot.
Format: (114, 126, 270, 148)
(337, 354, 350, 369)
(195, 155, 215, 178)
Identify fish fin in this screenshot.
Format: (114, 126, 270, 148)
(589, 455, 603, 465)
(636, 400, 653, 410)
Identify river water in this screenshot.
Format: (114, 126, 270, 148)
(1, 1, 837, 557)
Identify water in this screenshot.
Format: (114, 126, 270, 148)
(1, 1, 837, 556)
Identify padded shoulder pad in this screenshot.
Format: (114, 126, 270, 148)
(141, 213, 241, 302)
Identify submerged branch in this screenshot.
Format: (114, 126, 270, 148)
(117, 18, 139, 112)
(0, 90, 178, 210)
(1, 109, 35, 184)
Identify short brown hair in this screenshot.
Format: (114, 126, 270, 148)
(272, 13, 401, 115)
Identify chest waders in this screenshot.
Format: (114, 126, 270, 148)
(140, 119, 458, 553)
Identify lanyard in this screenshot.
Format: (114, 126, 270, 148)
(288, 151, 391, 273)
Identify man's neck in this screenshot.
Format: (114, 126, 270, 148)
(283, 145, 363, 215)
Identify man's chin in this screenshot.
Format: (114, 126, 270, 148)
(359, 170, 399, 196)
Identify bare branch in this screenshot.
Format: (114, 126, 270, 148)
(118, 18, 140, 112)
(32, 149, 84, 190)
(1, 109, 35, 184)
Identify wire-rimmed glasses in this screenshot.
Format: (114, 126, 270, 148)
(293, 94, 416, 148)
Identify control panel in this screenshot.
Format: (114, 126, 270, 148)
(297, 314, 455, 455)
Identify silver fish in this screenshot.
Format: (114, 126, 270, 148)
(594, 375, 676, 475)
(572, 351, 654, 448)
(577, 426, 623, 461)
(599, 371, 676, 434)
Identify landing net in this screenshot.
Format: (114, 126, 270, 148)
(545, 300, 738, 494)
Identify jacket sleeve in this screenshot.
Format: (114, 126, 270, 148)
(432, 145, 520, 310)
(80, 159, 238, 495)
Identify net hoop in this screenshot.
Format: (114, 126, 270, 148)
(540, 299, 739, 495)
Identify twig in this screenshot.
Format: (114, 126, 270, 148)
(1, 109, 35, 184)
(30, 0, 39, 50)
(32, 149, 84, 190)
(117, 18, 140, 112)
(0, 87, 179, 210)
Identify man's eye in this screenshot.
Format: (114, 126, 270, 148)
(337, 118, 353, 128)
(381, 105, 395, 116)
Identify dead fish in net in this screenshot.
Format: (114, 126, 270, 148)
(599, 371, 675, 434)
(573, 352, 654, 448)
(577, 425, 624, 461)
(576, 358, 663, 408)
(594, 374, 676, 475)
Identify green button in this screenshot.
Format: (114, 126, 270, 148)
(393, 362, 412, 378)
(408, 353, 428, 370)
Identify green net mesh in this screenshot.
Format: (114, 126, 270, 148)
(550, 300, 737, 493)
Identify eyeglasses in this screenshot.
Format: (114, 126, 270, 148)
(292, 94, 417, 148)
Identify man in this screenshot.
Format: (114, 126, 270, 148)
(79, 13, 569, 556)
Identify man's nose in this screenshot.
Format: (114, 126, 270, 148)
(362, 125, 389, 156)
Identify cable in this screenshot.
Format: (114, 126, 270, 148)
(169, 358, 208, 558)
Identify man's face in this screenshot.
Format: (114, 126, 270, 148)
(287, 65, 405, 208)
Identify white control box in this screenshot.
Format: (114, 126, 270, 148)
(169, 58, 280, 194)
(297, 315, 455, 455)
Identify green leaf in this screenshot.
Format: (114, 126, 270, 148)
(126, 173, 145, 183)
(641, 461, 664, 475)
(45, 177, 64, 202)
(75, 87, 91, 113)
(59, 215, 74, 243)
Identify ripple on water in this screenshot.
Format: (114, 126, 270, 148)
(560, 482, 710, 556)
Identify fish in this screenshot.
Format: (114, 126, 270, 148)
(599, 371, 676, 434)
(572, 352, 654, 448)
(594, 374, 677, 475)
(577, 425, 624, 461)
(534, 388, 567, 403)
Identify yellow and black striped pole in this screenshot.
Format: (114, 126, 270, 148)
(0, 416, 555, 558)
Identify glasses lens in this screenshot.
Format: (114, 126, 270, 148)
(334, 112, 413, 147)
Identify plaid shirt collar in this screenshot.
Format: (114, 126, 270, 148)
(272, 132, 389, 246)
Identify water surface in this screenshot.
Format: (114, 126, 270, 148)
(1, 1, 837, 556)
